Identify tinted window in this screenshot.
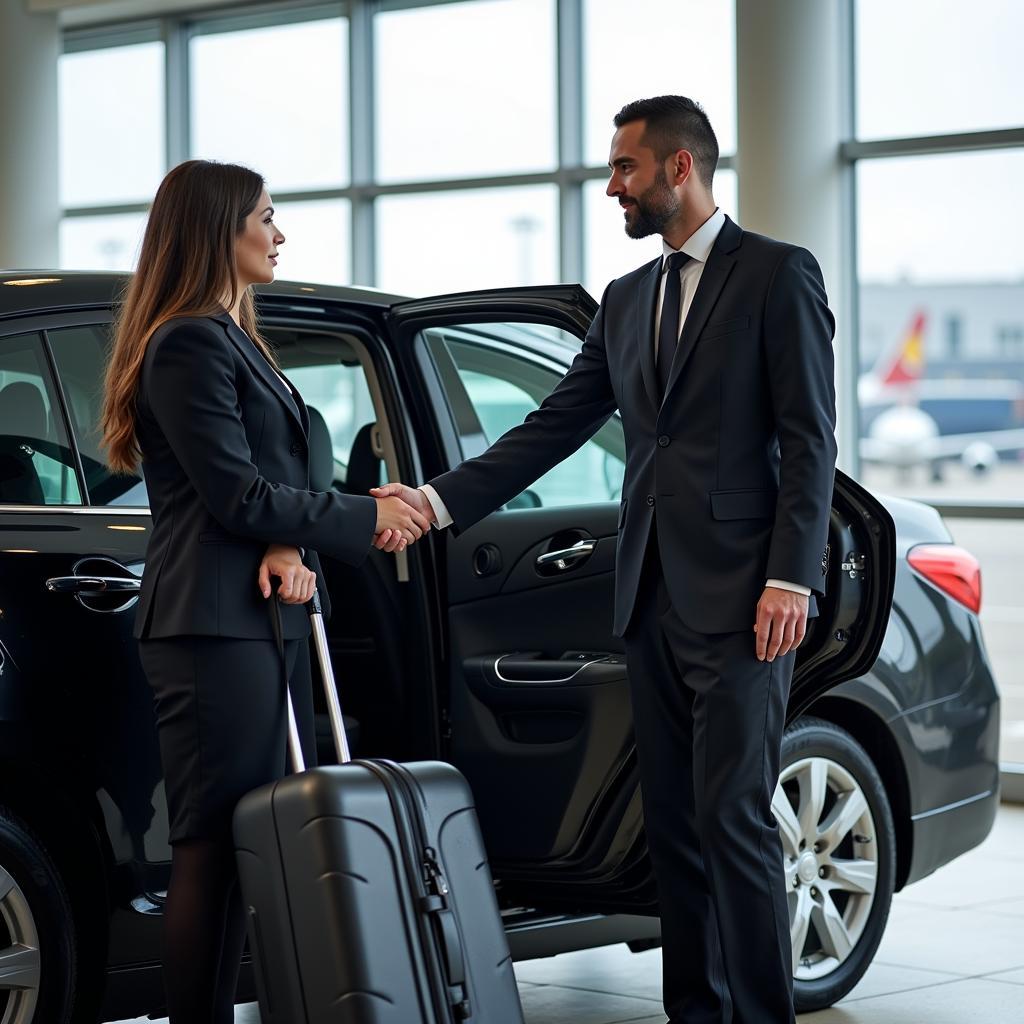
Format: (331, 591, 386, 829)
(0, 332, 82, 505)
(426, 323, 625, 508)
(47, 323, 148, 506)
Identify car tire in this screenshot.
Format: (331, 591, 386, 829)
(774, 716, 896, 1014)
(0, 807, 77, 1024)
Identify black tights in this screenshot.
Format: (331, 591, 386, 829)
(162, 837, 248, 1024)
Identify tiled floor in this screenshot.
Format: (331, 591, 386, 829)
(114, 805, 1024, 1024)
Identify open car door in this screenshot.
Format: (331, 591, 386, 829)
(387, 285, 897, 913)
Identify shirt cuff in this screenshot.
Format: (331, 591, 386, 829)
(419, 484, 453, 529)
(765, 578, 812, 596)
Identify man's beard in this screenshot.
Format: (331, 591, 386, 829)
(623, 168, 680, 239)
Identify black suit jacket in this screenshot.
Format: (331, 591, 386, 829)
(133, 311, 377, 641)
(430, 216, 837, 636)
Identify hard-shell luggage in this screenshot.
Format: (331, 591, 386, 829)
(232, 590, 524, 1024)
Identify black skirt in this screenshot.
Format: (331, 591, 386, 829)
(138, 635, 316, 843)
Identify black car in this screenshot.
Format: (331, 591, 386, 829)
(0, 272, 1000, 1022)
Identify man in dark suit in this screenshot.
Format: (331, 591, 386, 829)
(374, 95, 837, 1023)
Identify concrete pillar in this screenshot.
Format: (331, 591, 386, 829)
(735, 0, 857, 469)
(0, 2, 60, 268)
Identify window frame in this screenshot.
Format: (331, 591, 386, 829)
(58, 0, 737, 287)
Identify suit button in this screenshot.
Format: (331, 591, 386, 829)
(646, 495, 655, 506)
(290, 442, 304, 456)
(658, 435, 671, 447)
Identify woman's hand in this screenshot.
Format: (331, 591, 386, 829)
(258, 544, 317, 604)
(374, 495, 432, 547)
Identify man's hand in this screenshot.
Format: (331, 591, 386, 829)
(373, 489, 433, 553)
(371, 484, 437, 552)
(754, 587, 809, 662)
(259, 544, 316, 604)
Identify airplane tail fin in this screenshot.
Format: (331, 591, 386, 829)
(877, 311, 927, 387)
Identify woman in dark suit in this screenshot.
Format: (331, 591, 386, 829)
(100, 159, 430, 1023)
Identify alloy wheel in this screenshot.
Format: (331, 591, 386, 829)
(0, 863, 41, 1024)
(772, 755, 879, 981)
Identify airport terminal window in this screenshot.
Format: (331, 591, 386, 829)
(376, 186, 559, 296)
(59, 211, 148, 273)
(374, 0, 556, 184)
(583, 0, 736, 166)
(855, 147, 1024, 771)
(270, 199, 351, 287)
(855, 0, 1024, 140)
(58, 40, 165, 208)
(0, 333, 82, 506)
(190, 18, 349, 192)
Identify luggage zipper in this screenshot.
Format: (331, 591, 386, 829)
(363, 760, 472, 1022)
(386, 763, 473, 1022)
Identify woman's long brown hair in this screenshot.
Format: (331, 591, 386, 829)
(101, 160, 278, 474)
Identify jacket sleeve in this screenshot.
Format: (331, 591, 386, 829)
(428, 285, 619, 534)
(143, 320, 378, 566)
(763, 247, 838, 593)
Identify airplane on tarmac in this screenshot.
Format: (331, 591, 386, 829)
(858, 311, 1024, 480)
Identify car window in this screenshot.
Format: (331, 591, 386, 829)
(282, 361, 379, 485)
(0, 331, 83, 505)
(47, 323, 148, 506)
(425, 324, 625, 508)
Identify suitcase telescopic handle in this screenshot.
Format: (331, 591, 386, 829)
(268, 584, 352, 773)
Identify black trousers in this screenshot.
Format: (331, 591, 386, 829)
(623, 538, 795, 1024)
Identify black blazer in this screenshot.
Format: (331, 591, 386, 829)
(133, 311, 377, 641)
(430, 216, 837, 636)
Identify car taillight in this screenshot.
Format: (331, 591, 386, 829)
(907, 544, 982, 614)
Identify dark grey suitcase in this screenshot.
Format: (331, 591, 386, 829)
(232, 591, 524, 1024)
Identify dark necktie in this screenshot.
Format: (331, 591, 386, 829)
(657, 251, 692, 397)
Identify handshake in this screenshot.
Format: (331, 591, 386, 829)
(371, 483, 437, 553)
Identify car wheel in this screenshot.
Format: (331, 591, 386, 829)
(0, 808, 77, 1024)
(772, 716, 896, 1013)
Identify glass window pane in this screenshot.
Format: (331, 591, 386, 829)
(376, 186, 559, 296)
(943, 518, 1023, 766)
(583, 169, 737, 299)
(856, 0, 1024, 140)
(60, 212, 147, 271)
(191, 19, 348, 190)
(434, 327, 625, 508)
(47, 324, 147, 506)
(0, 333, 82, 505)
(282, 362, 378, 484)
(583, 0, 736, 167)
(375, 0, 556, 184)
(59, 42, 165, 207)
(856, 150, 1024, 503)
(271, 199, 351, 286)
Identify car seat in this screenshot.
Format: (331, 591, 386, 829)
(0, 381, 47, 504)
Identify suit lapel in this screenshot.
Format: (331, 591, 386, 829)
(635, 258, 662, 411)
(661, 219, 740, 406)
(215, 313, 307, 439)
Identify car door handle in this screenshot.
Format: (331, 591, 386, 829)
(535, 539, 597, 572)
(46, 575, 142, 595)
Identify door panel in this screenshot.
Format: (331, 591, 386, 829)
(392, 297, 646, 900)
(789, 470, 897, 717)
(444, 505, 630, 866)
(390, 286, 897, 910)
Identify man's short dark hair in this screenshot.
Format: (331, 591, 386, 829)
(614, 96, 719, 190)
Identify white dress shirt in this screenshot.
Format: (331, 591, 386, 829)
(418, 208, 809, 598)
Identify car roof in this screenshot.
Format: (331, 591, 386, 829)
(0, 270, 409, 319)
